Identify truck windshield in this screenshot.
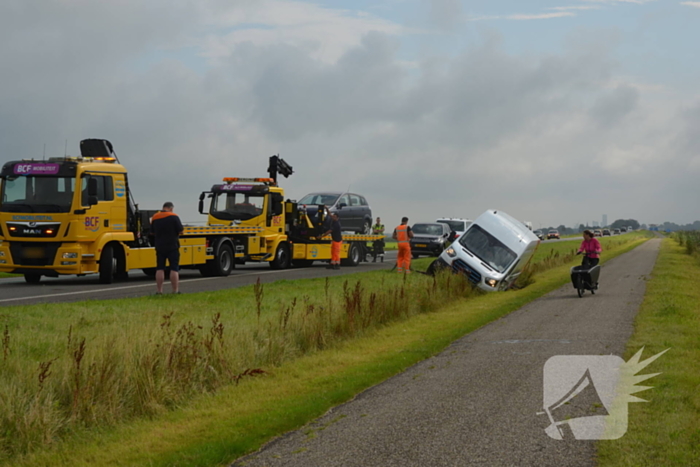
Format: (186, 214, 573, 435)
(458, 224, 517, 273)
(0, 175, 76, 213)
(210, 192, 265, 221)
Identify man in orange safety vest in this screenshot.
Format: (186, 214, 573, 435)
(392, 217, 414, 273)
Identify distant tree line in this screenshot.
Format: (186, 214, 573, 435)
(541, 218, 700, 235)
(650, 220, 700, 232)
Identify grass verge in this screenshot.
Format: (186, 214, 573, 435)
(597, 238, 700, 466)
(3, 233, 650, 466)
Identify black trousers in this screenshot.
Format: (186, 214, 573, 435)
(582, 256, 599, 268)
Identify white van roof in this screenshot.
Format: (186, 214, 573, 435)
(469, 210, 539, 254)
(436, 217, 471, 222)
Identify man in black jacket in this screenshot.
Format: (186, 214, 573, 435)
(151, 201, 184, 294)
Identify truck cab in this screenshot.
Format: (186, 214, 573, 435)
(198, 178, 288, 266)
(0, 140, 136, 282)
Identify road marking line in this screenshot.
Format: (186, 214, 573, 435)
(0, 254, 397, 304)
(0, 269, 299, 304)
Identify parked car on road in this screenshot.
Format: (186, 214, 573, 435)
(613, 228, 621, 235)
(298, 192, 373, 234)
(602, 229, 611, 236)
(547, 230, 560, 240)
(428, 210, 540, 292)
(593, 229, 602, 237)
(533, 229, 545, 240)
(436, 217, 472, 240)
(410, 222, 452, 258)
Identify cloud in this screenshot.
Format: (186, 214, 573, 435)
(507, 12, 576, 20)
(680, 1, 700, 7)
(0, 0, 697, 227)
(468, 11, 576, 21)
(422, 0, 464, 30)
(196, 0, 402, 64)
(582, 0, 657, 4)
(549, 6, 602, 11)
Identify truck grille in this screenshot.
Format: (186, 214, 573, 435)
(452, 259, 482, 284)
(9, 242, 61, 266)
(6, 223, 60, 238)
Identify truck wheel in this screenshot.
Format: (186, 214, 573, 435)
(270, 243, 291, 269)
(24, 273, 42, 284)
(199, 243, 234, 277)
(412, 252, 419, 259)
(99, 244, 116, 284)
(213, 244, 234, 276)
(142, 268, 156, 277)
(341, 243, 361, 267)
(115, 247, 129, 281)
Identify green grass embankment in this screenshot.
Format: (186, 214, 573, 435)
(597, 237, 700, 466)
(2, 233, 651, 466)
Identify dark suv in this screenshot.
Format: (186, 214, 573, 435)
(298, 192, 373, 234)
(409, 222, 453, 258)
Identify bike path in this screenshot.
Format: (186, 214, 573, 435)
(232, 238, 661, 467)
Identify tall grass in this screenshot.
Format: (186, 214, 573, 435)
(0, 272, 476, 460)
(672, 230, 700, 257)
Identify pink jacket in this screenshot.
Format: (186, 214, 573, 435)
(578, 238, 602, 258)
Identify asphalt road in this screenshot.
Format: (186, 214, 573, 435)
(232, 238, 661, 467)
(0, 251, 399, 306)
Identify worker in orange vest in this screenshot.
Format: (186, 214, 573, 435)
(324, 212, 342, 270)
(392, 217, 414, 273)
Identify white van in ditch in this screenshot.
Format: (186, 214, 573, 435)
(428, 209, 540, 292)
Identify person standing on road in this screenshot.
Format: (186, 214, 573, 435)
(372, 217, 385, 262)
(324, 212, 342, 270)
(577, 229, 602, 268)
(151, 201, 184, 294)
(393, 217, 413, 273)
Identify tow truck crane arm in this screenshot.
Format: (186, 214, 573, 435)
(268, 155, 293, 183)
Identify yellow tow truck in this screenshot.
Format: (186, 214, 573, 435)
(198, 155, 384, 269)
(0, 139, 382, 283)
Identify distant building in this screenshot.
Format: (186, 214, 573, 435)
(602, 214, 607, 227)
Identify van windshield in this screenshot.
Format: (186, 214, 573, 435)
(458, 224, 517, 273)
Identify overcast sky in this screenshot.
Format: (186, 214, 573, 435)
(2, 0, 699, 228)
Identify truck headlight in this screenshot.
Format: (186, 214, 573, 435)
(445, 248, 457, 258)
(0, 251, 5, 257)
(62, 252, 78, 259)
(0, 260, 6, 264)
(485, 278, 498, 288)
